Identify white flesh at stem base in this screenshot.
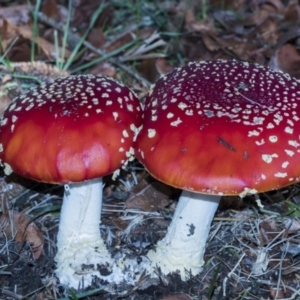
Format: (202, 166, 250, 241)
(55, 177, 114, 288)
(146, 190, 221, 280)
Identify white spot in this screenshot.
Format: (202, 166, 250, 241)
(25, 103, 34, 111)
(1, 118, 8, 126)
(9, 103, 16, 111)
(127, 104, 133, 111)
(126, 147, 135, 159)
(262, 153, 278, 163)
(112, 169, 120, 180)
(102, 93, 109, 98)
(167, 112, 174, 118)
(275, 172, 287, 178)
(282, 161, 289, 168)
(130, 123, 138, 134)
(239, 187, 258, 198)
(288, 140, 300, 148)
(92, 98, 99, 105)
(261, 174, 266, 180)
(3, 163, 13, 175)
(266, 123, 274, 129)
(255, 139, 265, 146)
(122, 130, 129, 138)
(171, 118, 182, 127)
(112, 112, 118, 120)
(285, 127, 293, 134)
(269, 136, 278, 143)
(106, 100, 113, 106)
(178, 102, 188, 110)
(285, 149, 295, 157)
(148, 129, 156, 138)
(253, 117, 265, 124)
(248, 130, 260, 137)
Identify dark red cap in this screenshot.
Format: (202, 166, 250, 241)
(0, 75, 142, 183)
(135, 60, 300, 195)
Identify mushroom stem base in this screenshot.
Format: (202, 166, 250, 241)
(55, 178, 113, 288)
(147, 191, 221, 280)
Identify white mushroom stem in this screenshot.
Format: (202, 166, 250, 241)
(147, 191, 221, 280)
(55, 177, 113, 288)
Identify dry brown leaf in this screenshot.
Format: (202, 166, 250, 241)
(273, 44, 300, 78)
(89, 62, 116, 77)
(125, 180, 171, 212)
(137, 59, 160, 83)
(155, 58, 175, 76)
(40, 0, 60, 21)
(270, 286, 288, 299)
(185, 9, 216, 33)
(0, 197, 44, 260)
(283, 218, 300, 231)
(87, 27, 106, 49)
(35, 37, 72, 61)
(209, 0, 247, 10)
(0, 5, 30, 26)
(283, 0, 300, 25)
(263, 0, 285, 14)
(71, 0, 113, 29)
(160, 294, 192, 300)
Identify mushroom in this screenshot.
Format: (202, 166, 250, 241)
(135, 60, 300, 279)
(0, 75, 142, 287)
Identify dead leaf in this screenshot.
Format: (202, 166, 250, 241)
(40, 0, 59, 21)
(270, 286, 287, 299)
(273, 43, 300, 78)
(0, 196, 44, 260)
(0, 5, 30, 26)
(89, 62, 116, 77)
(87, 27, 106, 49)
(137, 59, 160, 83)
(283, 0, 300, 26)
(125, 179, 171, 212)
(155, 58, 175, 76)
(160, 294, 192, 300)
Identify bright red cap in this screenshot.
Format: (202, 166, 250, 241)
(135, 60, 300, 196)
(0, 75, 142, 183)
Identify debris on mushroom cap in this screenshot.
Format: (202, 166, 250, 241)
(0, 75, 142, 183)
(135, 60, 300, 195)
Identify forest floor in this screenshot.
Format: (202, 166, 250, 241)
(0, 0, 300, 299)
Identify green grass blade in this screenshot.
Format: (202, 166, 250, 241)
(62, 2, 108, 71)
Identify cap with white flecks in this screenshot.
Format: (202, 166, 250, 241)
(0, 75, 142, 183)
(135, 60, 300, 195)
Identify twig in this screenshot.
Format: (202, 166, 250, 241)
(223, 253, 245, 297)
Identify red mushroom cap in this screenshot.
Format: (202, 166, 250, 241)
(135, 60, 300, 195)
(0, 75, 142, 183)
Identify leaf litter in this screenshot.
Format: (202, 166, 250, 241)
(0, 0, 300, 299)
